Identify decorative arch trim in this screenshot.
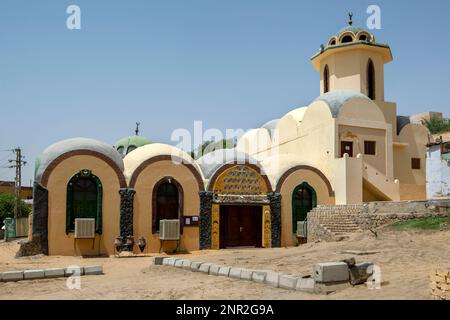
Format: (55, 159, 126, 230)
(151, 176, 184, 234)
(275, 165, 334, 196)
(207, 162, 273, 193)
(41, 150, 127, 188)
(129, 155, 204, 191)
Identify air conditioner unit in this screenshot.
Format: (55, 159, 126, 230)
(74, 218, 96, 239)
(296, 221, 307, 238)
(159, 219, 180, 240)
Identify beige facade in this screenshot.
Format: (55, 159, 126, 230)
(27, 19, 432, 256)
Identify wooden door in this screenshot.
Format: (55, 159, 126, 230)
(220, 206, 262, 248)
(341, 141, 353, 157)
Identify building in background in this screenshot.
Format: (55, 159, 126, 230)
(0, 181, 33, 200)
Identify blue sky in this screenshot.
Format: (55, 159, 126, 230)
(0, 0, 449, 184)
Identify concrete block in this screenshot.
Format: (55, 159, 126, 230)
(182, 260, 192, 270)
(209, 264, 221, 276)
(64, 266, 84, 277)
(163, 258, 174, 266)
(349, 262, 374, 285)
(218, 266, 231, 277)
(2, 270, 24, 282)
(190, 261, 202, 272)
(229, 267, 243, 279)
(279, 274, 300, 290)
(296, 277, 315, 293)
(153, 256, 167, 265)
(84, 265, 103, 275)
(24, 269, 45, 280)
(314, 281, 350, 294)
(240, 269, 254, 281)
(198, 263, 212, 274)
(44, 268, 65, 278)
(252, 271, 267, 283)
(174, 259, 185, 268)
(167, 258, 178, 267)
(264, 271, 282, 288)
(313, 262, 349, 283)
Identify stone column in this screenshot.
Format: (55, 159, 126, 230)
(199, 191, 213, 250)
(119, 188, 135, 248)
(267, 192, 282, 248)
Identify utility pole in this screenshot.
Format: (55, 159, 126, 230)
(8, 148, 26, 220)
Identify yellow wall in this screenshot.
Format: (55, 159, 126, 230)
(46, 155, 121, 256)
(278, 169, 335, 246)
(132, 160, 200, 253)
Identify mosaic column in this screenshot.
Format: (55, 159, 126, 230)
(199, 191, 213, 249)
(267, 192, 282, 248)
(32, 182, 49, 255)
(119, 188, 135, 245)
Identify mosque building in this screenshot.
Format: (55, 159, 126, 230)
(23, 17, 430, 256)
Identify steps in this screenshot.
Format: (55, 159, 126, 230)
(307, 205, 364, 241)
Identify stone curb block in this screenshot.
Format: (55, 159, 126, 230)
(84, 265, 103, 275)
(44, 268, 66, 279)
(1, 271, 24, 282)
(153, 257, 167, 265)
(190, 262, 202, 272)
(199, 263, 212, 274)
(209, 264, 221, 276)
(240, 269, 254, 281)
(313, 262, 349, 283)
(296, 277, 316, 293)
(279, 275, 300, 290)
(174, 259, 185, 268)
(252, 271, 267, 283)
(64, 267, 85, 277)
(163, 258, 174, 266)
(182, 260, 192, 270)
(167, 258, 178, 267)
(24, 269, 45, 280)
(218, 266, 231, 277)
(265, 272, 282, 288)
(229, 267, 243, 279)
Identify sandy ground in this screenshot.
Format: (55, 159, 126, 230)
(0, 228, 449, 300)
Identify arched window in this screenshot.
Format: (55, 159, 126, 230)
(359, 34, 367, 41)
(292, 182, 317, 233)
(323, 65, 330, 93)
(66, 169, 102, 234)
(126, 145, 137, 154)
(367, 59, 376, 100)
(330, 40, 336, 46)
(341, 35, 353, 43)
(152, 177, 183, 233)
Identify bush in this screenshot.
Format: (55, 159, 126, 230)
(423, 115, 450, 134)
(0, 193, 31, 227)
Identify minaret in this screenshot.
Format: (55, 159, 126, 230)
(311, 14, 393, 101)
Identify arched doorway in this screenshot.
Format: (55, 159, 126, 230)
(152, 178, 182, 233)
(292, 182, 317, 233)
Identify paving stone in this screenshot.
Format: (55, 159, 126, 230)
(264, 271, 282, 288)
(279, 274, 300, 290)
(2, 271, 24, 282)
(209, 264, 221, 276)
(153, 256, 167, 265)
(24, 269, 45, 280)
(84, 265, 103, 275)
(190, 261, 202, 272)
(313, 262, 349, 283)
(198, 263, 212, 274)
(296, 277, 316, 293)
(251, 271, 267, 283)
(240, 269, 254, 281)
(174, 259, 185, 268)
(64, 266, 84, 277)
(44, 268, 65, 278)
(229, 267, 243, 279)
(218, 266, 231, 277)
(182, 260, 192, 270)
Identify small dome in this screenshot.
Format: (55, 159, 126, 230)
(115, 135, 152, 157)
(314, 90, 371, 118)
(337, 25, 366, 37)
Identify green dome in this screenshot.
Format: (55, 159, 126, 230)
(115, 135, 152, 157)
(337, 25, 366, 37)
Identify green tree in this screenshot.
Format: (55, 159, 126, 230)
(423, 115, 450, 134)
(0, 193, 31, 227)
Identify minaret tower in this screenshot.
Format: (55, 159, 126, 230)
(311, 14, 393, 101)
